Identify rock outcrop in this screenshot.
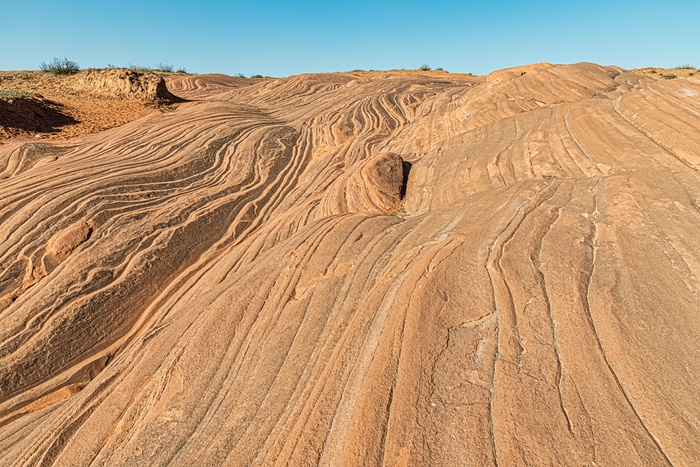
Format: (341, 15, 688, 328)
(72, 68, 180, 102)
(0, 63, 698, 466)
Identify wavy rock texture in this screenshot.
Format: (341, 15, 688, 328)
(0, 63, 699, 466)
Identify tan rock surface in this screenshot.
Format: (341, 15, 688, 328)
(0, 62, 698, 466)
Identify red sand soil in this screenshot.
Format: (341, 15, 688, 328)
(0, 70, 178, 144)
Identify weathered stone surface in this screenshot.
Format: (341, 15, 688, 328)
(0, 63, 698, 466)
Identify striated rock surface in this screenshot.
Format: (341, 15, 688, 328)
(0, 62, 699, 466)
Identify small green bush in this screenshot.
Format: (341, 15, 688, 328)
(176, 67, 188, 74)
(156, 63, 174, 72)
(420, 63, 431, 71)
(251, 74, 264, 78)
(40, 57, 80, 75)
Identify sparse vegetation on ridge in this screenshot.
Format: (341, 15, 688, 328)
(632, 66, 697, 79)
(107, 63, 190, 74)
(128, 64, 155, 73)
(40, 58, 80, 75)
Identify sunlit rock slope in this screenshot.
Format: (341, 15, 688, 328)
(0, 63, 699, 466)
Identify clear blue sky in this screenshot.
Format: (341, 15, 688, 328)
(2, 0, 698, 76)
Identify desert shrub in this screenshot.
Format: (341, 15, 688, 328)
(661, 73, 677, 79)
(156, 63, 174, 72)
(39, 58, 80, 75)
(128, 64, 154, 73)
(251, 74, 264, 78)
(236, 73, 246, 78)
(176, 67, 188, 74)
(420, 63, 431, 71)
(676, 64, 698, 70)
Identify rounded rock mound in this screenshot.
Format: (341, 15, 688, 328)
(322, 152, 407, 215)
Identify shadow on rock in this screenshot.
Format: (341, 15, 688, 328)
(0, 97, 78, 135)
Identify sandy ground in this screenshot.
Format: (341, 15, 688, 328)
(0, 70, 178, 144)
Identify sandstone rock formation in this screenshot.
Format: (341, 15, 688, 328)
(0, 63, 698, 466)
(71, 68, 179, 102)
